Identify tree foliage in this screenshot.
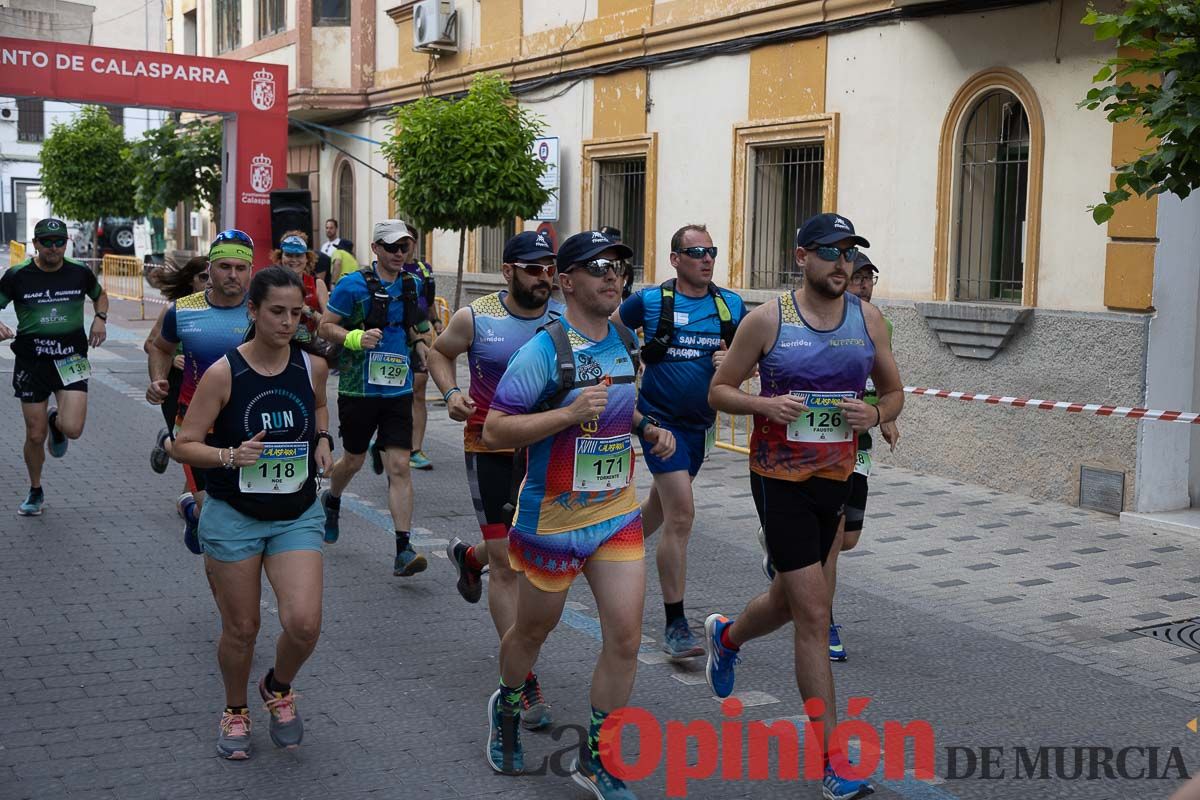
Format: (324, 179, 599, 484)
(1080, 0, 1200, 224)
(39, 105, 136, 221)
(381, 73, 552, 307)
(128, 119, 223, 221)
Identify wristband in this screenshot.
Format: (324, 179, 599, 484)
(874, 405, 882, 427)
(635, 417, 651, 437)
(444, 387, 462, 402)
(94, 312, 108, 321)
(315, 431, 335, 449)
(344, 329, 365, 351)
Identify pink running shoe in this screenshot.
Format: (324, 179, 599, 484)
(217, 711, 252, 760)
(258, 675, 303, 749)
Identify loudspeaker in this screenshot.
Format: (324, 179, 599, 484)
(269, 189, 313, 250)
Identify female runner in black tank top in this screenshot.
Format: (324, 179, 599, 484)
(173, 267, 333, 761)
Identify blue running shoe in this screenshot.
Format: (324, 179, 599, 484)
(46, 410, 68, 458)
(703, 613, 739, 699)
(829, 623, 847, 662)
(662, 618, 704, 660)
(486, 689, 523, 774)
(369, 439, 384, 475)
(178, 493, 201, 555)
(571, 747, 638, 799)
(520, 672, 552, 730)
(410, 449, 433, 470)
(393, 545, 428, 577)
(17, 488, 44, 517)
(321, 490, 340, 544)
(822, 764, 874, 799)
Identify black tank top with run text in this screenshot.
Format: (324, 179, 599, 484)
(205, 344, 318, 521)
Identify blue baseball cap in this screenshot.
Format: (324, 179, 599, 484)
(502, 231, 555, 263)
(280, 235, 308, 254)
(556, 230, 634, 272)
(795, 213, 870, 249)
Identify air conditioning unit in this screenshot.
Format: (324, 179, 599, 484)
(412, 0, 457, 53)
(0, 100, 16, 123)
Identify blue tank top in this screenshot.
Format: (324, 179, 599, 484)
(205, 344, 318, 521)
(750, 291, 875, 483)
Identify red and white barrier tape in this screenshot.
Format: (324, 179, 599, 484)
(904, 386, 1200, 425)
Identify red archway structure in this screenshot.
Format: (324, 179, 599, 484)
(0, 37, 286, 265)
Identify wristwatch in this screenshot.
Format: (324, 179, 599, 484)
(94, 312, 108, 321)
(315, 431, 335, 449)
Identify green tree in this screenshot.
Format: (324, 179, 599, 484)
(381, 73, 552, 308)
(39, 105, 136, 221)
(128, 119, 223, 222)
(1080, 0, 1199, 223)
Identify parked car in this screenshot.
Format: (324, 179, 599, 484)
(96, 217, 136, 256)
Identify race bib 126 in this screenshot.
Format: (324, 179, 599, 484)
(786, 390, 856, 443)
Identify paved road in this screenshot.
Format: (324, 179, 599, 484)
(1, 303, 1198, 799)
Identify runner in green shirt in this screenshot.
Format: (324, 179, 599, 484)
(0, 218, 109, 516)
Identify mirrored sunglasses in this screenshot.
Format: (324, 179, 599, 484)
(570, 258, 627, 278)
(674, 246, 718, 260)
(512, 262, 556, 277)
(811, 245, 860, 263)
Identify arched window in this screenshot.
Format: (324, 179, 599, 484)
(935, 69, 1044, 306)
(336, 161, 354, 245)
(954, 90, 1029, 302)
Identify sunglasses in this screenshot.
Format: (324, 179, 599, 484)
(568, 258, 627, 278)
(37, 238, 67, 248)
(674, 246, 718, 260)
(513, 262, 556, 277)
(214, 228, 254, 246)
(808, 245, 860, 263)
(196, 272, 210, 282)
(376, 239, 413, 254)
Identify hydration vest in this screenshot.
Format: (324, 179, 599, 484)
(639, 279, 737, 364)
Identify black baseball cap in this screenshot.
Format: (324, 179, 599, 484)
(34, 218, 68, 240)
(852, 251, 878, 273)
(556, 230, 633, 272)
(503, 231, 555, 263)
(795, 213, 870, 249)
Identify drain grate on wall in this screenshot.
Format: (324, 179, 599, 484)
(1131, 618, 1200, 652)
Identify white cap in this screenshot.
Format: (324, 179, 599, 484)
(372, 219, 415, 244)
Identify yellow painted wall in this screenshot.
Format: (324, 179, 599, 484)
(1104, 242, 1156, 311)
(592, 70, 648, 138)
(747, 37, 827, 118)
(481, 0, 523, 48)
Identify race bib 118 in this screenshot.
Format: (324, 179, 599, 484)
(241, 441, 309, 494)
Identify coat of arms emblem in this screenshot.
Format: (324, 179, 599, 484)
(251, 68, 276, 111)
(250, 154, 273, 194)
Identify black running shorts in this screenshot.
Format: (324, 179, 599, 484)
(844, 472, 868, 533)
(13, 357, 88, 404)
(751, 473, 850, 573)
(465, 451, 517, 539)
(337, 394, 414, 455)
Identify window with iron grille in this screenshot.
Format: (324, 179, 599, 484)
(215, 0, 241, 54)
(313, 0, 350, 25)
(595, 157, 646, 282)
(747, 142, 824, 289)
(480, 219, 516, 274)
(16, 98, 43, 143)
(953, 90, 1030, 303)
(257, 0, 285, 38)
(108, 106, 124, 128)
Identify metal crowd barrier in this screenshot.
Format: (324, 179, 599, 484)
(100, 254, 146, 319)
(8, 241, 25, 265)
(712, 377, 759, 455)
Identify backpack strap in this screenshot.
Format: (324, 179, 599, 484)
(359, 268, 391, 331)
(537, 319, 639, 412)
(639, 279, 676, 364)
(708, 284, 738, 347)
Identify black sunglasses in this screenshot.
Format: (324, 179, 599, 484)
(568, 258, 627, 278)
(674, 246, 718, 260)
(376, 239, 413, 254)
(38, 238, 67, 248)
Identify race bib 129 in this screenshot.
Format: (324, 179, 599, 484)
(368, 352, 410, 387)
